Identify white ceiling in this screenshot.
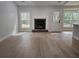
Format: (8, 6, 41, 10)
(14, 1, 79, 7)
(65, 1, 79, 6)
(15, 1, 66, 6)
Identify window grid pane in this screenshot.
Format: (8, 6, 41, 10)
(64, 11, 79, 27)
(20, 12, 31, 30)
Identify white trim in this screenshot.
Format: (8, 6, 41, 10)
(0, 34, 12, 42)
(72, 35, 79, 40)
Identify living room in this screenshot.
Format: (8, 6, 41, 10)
(0, 1, 79, 58)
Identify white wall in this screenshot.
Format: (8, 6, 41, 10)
(0, 1, 18, 39)
(18, 6, 63, 32)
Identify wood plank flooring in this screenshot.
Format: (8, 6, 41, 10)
(0, 32, 79, 58)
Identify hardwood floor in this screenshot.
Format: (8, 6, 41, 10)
(0, 32, 79, 58)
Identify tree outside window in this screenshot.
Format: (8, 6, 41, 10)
(64, 11, 79, 27)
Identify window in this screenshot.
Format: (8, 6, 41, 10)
(64, 11, 79, 27)
(20, 12, 31, 31)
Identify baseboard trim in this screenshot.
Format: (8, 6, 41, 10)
(72, 35, 79, 40)
(0, 34, 12, 42)
(50, 31, 61, 33)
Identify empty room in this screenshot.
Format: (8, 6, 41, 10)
(0, 1, 79, 58)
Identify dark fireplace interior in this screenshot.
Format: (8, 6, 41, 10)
(35, 19, 46, 29)
(32, 18, 48, 32)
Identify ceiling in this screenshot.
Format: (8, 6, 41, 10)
(65, 1, 79, 6)
(14, 1, 79, 7)
(15, 1, 66, 6)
